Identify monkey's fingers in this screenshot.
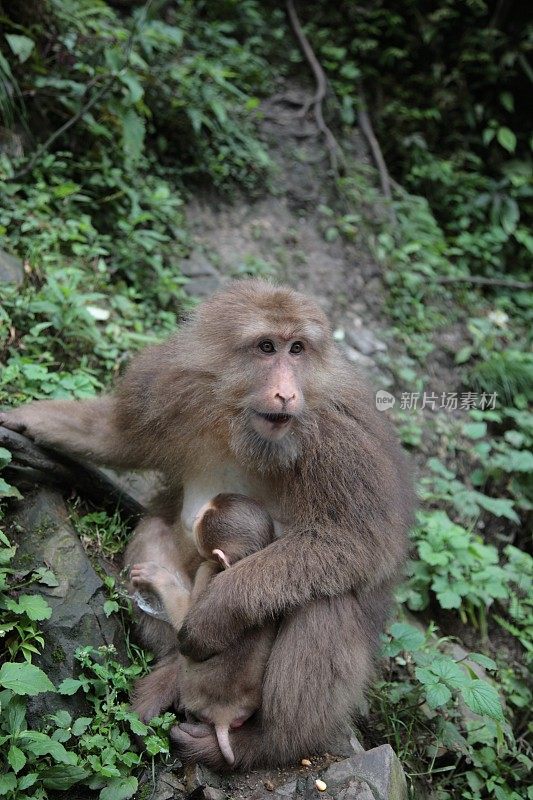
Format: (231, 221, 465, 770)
(170, 724, 229, 771)
(0, 413, 28, 434)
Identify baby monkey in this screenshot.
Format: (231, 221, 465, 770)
(130, 493, 276, 765)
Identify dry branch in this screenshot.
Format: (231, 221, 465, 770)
(0, 426, 144, 524)
(286, 0, 344, 174)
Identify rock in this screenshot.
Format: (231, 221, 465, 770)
(342, 345, 375, 369)
(183, 763, 224, 795)
(321, 745, 407, 800)
(181, 252, 222, 298)
(0, 248, 24, 285)
(203, 788, 227, 800)
(151, 771, 186, 800)
(10, 488, 126, 721)
(345, 327, 387, 356)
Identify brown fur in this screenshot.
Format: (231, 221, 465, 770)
(0, 279, 414, 770)
(130, 494, 276, 765)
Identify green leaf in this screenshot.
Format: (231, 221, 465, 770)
(0, 773, 17, 795)
(474, 494, 519, 523)
(72, 716, 92, 736)
(469, 653, 497, 671)
(389, 622, 425, 651)
(0, 477, 22, 498)
(58, 678, 83, 695)
(0, 662, 56, 695)
(461, 680, 504, 720)
(7, 744, 26, 773)
(0, 447, 12, 467)
(51, 709, 72, 728)
(19, 731, 77, 764)
(463, 421, 487, 439)
(128, 715, 149, 736)
(430, 658, 466, 688)
(425, 682, 452, 708)
(100, 776, 138, 800)
(14, 594, 53, 621)
(41, 765, 88, 790)
(5, 34, 35, 63)
(18, 773, 38, 790)
(122, 108, 145, 165)
(103, 599, 119, 617)
(436, 589, 462, 609)
(496, 126, 516, 153)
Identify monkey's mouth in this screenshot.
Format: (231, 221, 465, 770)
(255, 412, 292, 425)
(251, 410, 294, 441)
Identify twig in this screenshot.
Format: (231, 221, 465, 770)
(286, 0, 344, 174)
(1, 426, 144, 524)
(357, 90, 396, 226)
(434, 275, 533, 290)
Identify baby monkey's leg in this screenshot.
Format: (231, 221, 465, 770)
(130, 562, 190, 630)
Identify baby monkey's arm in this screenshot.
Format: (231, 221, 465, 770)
(130, 562, 191, 631)
(190, 561, 221, 604)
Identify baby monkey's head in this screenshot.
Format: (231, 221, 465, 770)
(193, 493, 275, 569)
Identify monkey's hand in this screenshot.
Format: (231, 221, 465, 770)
(177, 569, 242, 661)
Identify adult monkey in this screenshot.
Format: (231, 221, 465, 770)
(0, 280, 414, 770)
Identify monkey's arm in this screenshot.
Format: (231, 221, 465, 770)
(178, 518, 406, 661)
(0, 397, 135, 468)
(190, 561, 219, 604)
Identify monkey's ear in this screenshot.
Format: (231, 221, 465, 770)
(212, 548, 231, 570)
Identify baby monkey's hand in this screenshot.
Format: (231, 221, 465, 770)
(130, 561, 179, 595)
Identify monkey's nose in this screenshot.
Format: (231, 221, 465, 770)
(275, 391, 297, 406)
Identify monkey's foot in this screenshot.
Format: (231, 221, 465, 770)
(171, 723, 229, 771)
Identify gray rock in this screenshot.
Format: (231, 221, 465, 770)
(0, 248, 24, 285)
(11, 488, 125, 720)
(321, 745, 407, 800)
(151, 771, 186, 800)
(181, 253, 219, 278)
(342, 345, 375, 368)
(345, 328, 387, 356)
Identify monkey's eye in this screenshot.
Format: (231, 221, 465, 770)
(258, 340, 276, 354)
(290, 341, 304, 354)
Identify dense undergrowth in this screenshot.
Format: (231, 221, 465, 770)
(0, 1, 531, 798)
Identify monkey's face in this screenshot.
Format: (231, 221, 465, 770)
(192, 280, 336, 467)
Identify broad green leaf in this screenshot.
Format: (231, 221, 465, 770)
(463, 422, 487, 439)
(100, 776, 138, 800)
(5, 34, 34, 63)
(461, 680, 503, 721)
(497, 126, 516, 153)
(389, 622, 425, 651)
(429, 658, 466, 688)
(41, 765, 88, 790)
(0, 662, 55, 695)
(7, 745, 26, 773)
(19, 731, 77, 764)
(0, 477, 22, 498)
(436, 589, 462, 609)
(103, 599, 119, 617)
(18, 773, 38, 790)
(14, 594, 52, 621)
(72, 716, 92, 736)
(468, 653, 497, 671)
(51, 709, 71, 728)
(58, 678, 83, 695)
(474, 494, 519, 523)
(0, 773, 17, 794)
(425, 682, 452, 708)
(128, 715, 149, 736)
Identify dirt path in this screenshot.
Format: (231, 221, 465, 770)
(182, 84, 391, 381)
